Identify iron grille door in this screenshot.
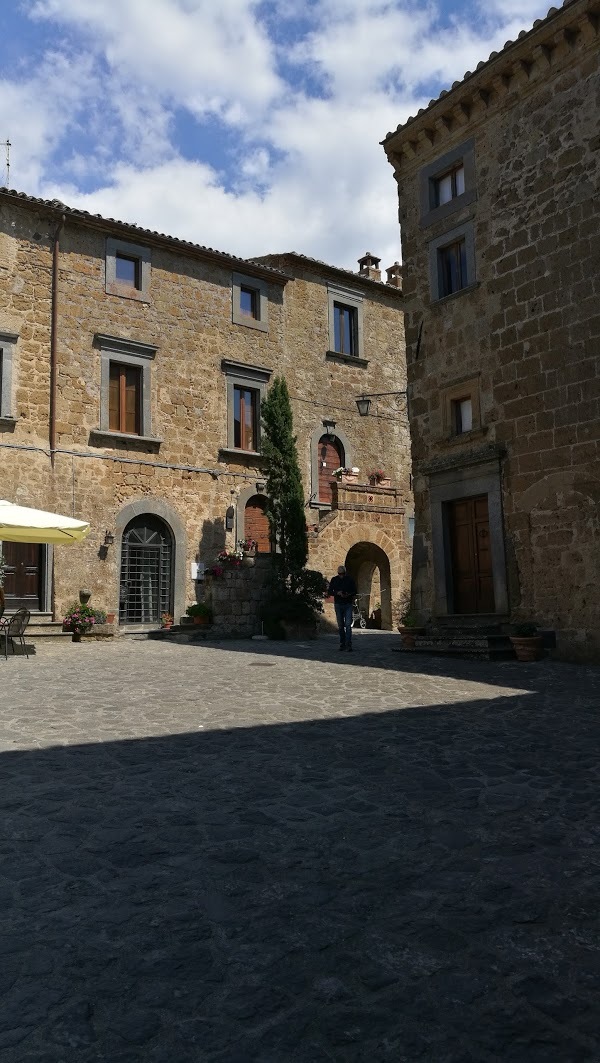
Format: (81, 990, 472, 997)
(120, 517, 173, 623)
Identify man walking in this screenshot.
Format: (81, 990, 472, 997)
(327, 564, 357, 651)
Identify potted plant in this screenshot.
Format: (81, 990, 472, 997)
(368, 469, 391, 487)
(260, 569, 328, 640)
(186, 601, 213, 627)
(394, 593, 425, 649)
(332, 466, 360, 484)
(216, 549, 243, 569)
(238, 537, 258, 555)
(510, 622, 544, 662)
(63, 603, 98, 642)
(160, 612, 174, 630)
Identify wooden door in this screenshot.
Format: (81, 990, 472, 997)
(318, 436, 343, 504)
(244, 495, 271, 553)
(448, 495, 495, 614)
(2, 542, 44, 610)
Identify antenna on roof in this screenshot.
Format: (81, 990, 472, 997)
(1, 139, 10, 186)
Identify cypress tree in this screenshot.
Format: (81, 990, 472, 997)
(261, 375, 308, 591)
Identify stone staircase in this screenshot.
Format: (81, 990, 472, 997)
(411, 617, 515, 660)
(5, 611, 71, 641)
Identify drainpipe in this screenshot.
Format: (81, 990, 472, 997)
(49, 213, 65, 468)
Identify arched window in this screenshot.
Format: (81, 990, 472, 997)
(120, 515, 174, 624)
(244, 495, 271, 553)
(318, 435, 344, 505)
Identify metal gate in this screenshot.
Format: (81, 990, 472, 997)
(119, 515, 173, 624)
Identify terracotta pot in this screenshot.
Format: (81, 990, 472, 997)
(192, 615, 209, 626)
(161, 622, 173, 630)
(71, 632, 82, 643)
(106, 612, 116, 624)
(510, 635, 544, 661)
(398, 625, 424, 649)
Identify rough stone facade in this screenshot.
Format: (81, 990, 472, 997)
(0, 194, 410, 631)
(383, 0, 600, 660)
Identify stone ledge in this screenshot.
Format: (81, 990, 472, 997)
(325, 351, 369, 368)
(89, 429, 163, 451)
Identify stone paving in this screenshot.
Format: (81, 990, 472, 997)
(1, 631, 599, 1062)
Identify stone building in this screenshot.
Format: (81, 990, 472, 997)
(382, 0, 600, 660)
(0, 190, 410, 633)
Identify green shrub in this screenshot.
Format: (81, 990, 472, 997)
(186, 601, 213, 619)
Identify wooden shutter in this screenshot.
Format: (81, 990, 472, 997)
(109, 363, 140, 433)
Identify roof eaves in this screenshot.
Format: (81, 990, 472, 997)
(381, 0, 586, 146)
(0, 188, 290, 283)
(250, 252, 403, 296)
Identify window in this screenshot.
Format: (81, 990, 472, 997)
(234, 386, 259, 451)
(333, 303, 356, 356)
(327, 284, 366, 364)
(221, 359, 272, 457)
(232, 272, 269, 332)
(94, 333, 158, 444)
(420, 139, 476, 228)
(434, 164, 465, 206)
(106, 238, 151, 302)
(441, 377, 480, 438)
(115, 253, 141, 289)
(239, 286, 259, 320)
(452, 397, 473, 434)
(428, 221, 476, 303)
(0, 330, 17, 426)
(109, 363, 141, 434)
(439, 239, 468, 297)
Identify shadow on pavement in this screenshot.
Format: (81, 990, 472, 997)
(2, 683, 599, 1060)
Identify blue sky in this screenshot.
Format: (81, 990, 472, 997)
(0, 0, 550, 271)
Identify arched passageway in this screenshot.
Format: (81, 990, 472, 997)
(119, 514, 174, 624)
(345, 541, 393, 629)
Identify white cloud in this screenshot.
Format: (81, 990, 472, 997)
(5, 0, 553, 270)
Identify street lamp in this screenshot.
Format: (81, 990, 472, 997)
(355, 391, 407, 417)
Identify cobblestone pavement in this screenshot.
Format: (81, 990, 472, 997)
(1, 632, 599, 1062)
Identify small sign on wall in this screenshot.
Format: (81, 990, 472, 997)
(191, 562, 205, 581)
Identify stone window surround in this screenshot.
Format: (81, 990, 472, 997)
(420, 138, 476, 228)
(105, 237, 151, 302)
(232, 271, 269, 332)
(429, 456, 509, 617)
(94, 333, 159, 445)
(428, 219, 476, 303)
(441, 374, 481, 438)
(327, 282, 365, 362)
(235, 482, 269, 545)
(0, 330, 17, 427)
(221, 358, 272, 457)
(309, 423, 354, 510)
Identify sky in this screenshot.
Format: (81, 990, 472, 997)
(0, 0, 551, 272)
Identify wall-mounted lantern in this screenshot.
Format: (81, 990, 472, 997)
(225, 505, 235, 531)
(104, 530, 115, 546)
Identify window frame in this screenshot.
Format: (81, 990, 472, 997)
(95, 333, 159, 444)
(233, 384, 260, 452)
(420, 139, 476, 229)
(106, 237, 151, 302)
(0, 330, 17, 427)
(428, 221, 476, 303)
(221, 359, 272, 457)
(232, 272, 269, 332)
(441, 376, 481, 438)
(326, 283, 366, 364)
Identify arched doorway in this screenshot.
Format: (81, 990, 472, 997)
(318, 435, 344, 505)
(119, 514, 174, 624)
(244, 495, 271, 553)
(345, 541, 393, 629)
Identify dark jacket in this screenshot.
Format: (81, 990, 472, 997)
(327, 574, 357, 604)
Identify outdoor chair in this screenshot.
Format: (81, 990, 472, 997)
(0, 608, 31, 659)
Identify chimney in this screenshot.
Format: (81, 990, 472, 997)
(385, 261, 402, 289)
(357, 251, 381, 282)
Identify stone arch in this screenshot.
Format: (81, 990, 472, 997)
(344, 541, 393, 629)
(115, 498, 187, 624)
(236, 483, 269, 545)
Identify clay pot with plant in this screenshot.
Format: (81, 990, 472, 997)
(186, 602, 213, 627)
(510, 623, 544, 662)
(394, 592, 425, 649)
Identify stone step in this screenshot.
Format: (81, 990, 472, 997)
(409, 632, 516, 661)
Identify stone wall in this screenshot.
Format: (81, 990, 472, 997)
(203, 556, 272, 638)
(383, 0, 600, 660)
(0, 196, 412, 631)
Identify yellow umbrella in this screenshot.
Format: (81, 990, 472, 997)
(0, 500, 90, 544)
